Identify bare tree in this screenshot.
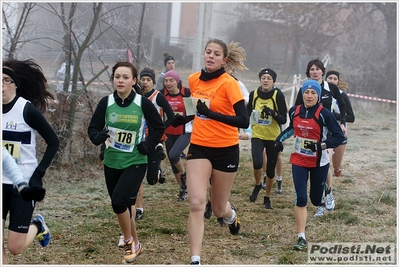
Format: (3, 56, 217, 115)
(2, 2, 36, 58)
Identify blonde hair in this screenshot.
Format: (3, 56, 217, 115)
(326, 68, 349, 92)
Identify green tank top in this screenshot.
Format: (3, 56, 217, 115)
(103, 93, 147, 169)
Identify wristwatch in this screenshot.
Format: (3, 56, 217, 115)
(321, 142, 327, 150)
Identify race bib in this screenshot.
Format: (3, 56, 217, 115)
(107, 126, 137, 153)
(293, 137, 318, 157)
(3, 141, 21, 159)
(252, 110, 272, 126)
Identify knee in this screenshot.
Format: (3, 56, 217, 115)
(189, 198, 205, 213)
(253, 159, 263, 170)
(112, 196, 128, 214)
(7, 241, 24, 255)
(310, 196, 323, 207)
(296, 195, 307, 207)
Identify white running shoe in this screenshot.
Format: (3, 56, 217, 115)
(118, 234, 124, 248)
(314, 206, 326, 217)
(325, 190, 335, 210)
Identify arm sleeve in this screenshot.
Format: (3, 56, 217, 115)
(2, 147, 25, 186)
(155, 74, 164, 90)
(156, 94, 175, 128)
(141, 97, 166, 149)
(24, 103, 60, 180)
(207, 99, 249, 129)
(342, 92, 355, 123)
(246, 91, 254, 117)
(274, 91, 288, 125)
(275, 106, 296, 143)
(294, 89, 304, 106)
(321, 109, 346, 148)
(330, 84, 346, 124)
(87, 96, 108, 144)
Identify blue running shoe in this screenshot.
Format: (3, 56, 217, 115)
(32, 214, 51, 247)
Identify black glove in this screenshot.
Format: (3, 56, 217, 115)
(333, 112, 341, 121)
(137, 142, 149, 155)
(156, 144, 166, 160)
(172, 114, 186, 127)
(196, 100, 211, 117)
(20, 185, 46, 202)
(92, 129, 110, 146)
(274, 141, 284, 152)
(304, 141, 321, 152)
(263, 106, 276, 117)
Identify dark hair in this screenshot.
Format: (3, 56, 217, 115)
(139, 66, 156, 84)
(305, 58, 325, 78)
(163, 52, 175, 66)
(110, 61, 142, 94)
(3, 58, 53, 113)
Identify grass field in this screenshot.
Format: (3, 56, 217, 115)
(4, 100, 397, 265)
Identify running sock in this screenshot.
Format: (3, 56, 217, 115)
(191, 255, 200, 263)
(298, 232, 306, 240)
(135, 242, 141, 252)
(276, 176, 282, 181)
(137, 207, 144, 212)
(227, 208, 236, 224)
(32, 221, 42, 235)
(124, 236, 133, 243)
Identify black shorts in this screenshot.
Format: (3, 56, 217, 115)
(3, 184, 35, 233)
(187, 143, 240, 172)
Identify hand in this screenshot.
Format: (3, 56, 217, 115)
(172, 114, 186, 127)
(196, 100, 211, 117)
(304, 141, 321, 152)
(263, 106, 276, 117)
(274, 141, 284, 152)
(93, 129, 110, 145)
(20, 186, 46, 202)
(156, 144, 166, 160)
(137, 142, 149, 155)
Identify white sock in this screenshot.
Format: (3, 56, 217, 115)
(298, 232, 306, 240)
(277, 176, 282, 181)
(137, 207, 143, 212)
(227, 209, 236, 224)
(191, 255, 200, 263)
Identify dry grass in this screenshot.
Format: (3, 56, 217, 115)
(4, 101, 397, 265)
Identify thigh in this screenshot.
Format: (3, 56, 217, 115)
(169, 133, 191, 159)
(251, 138, 265, 169)
(6, 186, 35, 233)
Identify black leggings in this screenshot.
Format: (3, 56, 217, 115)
(104, 164, 147, 215)
(251, 138, 278, 179)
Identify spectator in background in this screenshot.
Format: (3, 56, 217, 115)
(87, 61, 165, 264)
(156, 52, 175, 91)
(2, 59, 60, 264)
(274, 80, 345, 251)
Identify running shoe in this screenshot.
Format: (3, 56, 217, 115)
(177, 189, 188, 202)
(261, 174, 267, 190)
(276, 179, 282, 194)
(217, 217, 227, 227)
(293, 237, 307, 251)
(159, 168, 166, 184)
(123, 239, 137, 263)
(118, 234, 125, 248)
(249, 184, 262, 202)
(325, 189, 335, 210)
(263, 196, 273, 209)
(204, 201, 212, 219)
(135, 242, 144, 256)
(31, 214, 51, 247)
(135, 209, 144, 220)
(228, 204, 240, 235)
(314, 206, 326, 217)
(190, 261, 200, 265)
